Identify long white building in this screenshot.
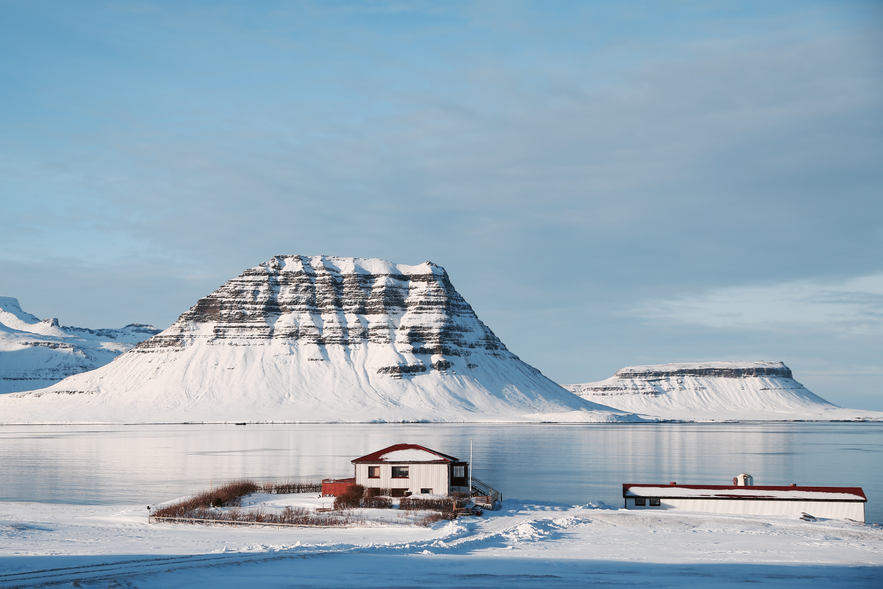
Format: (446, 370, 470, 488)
(623, 482, 867, 522)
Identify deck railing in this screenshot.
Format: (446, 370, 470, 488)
(471, 476, 502, 508)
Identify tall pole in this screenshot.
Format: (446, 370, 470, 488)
(469, 438, 473, 497)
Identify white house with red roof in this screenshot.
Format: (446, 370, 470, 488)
(623, 480, 867, 522)
(351, 444, 470, 497)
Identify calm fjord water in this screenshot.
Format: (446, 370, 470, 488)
(2, 422, 881, 523)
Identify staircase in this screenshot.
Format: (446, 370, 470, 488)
(471, 476, 502, 509)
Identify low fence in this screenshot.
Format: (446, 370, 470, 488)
(148, 515, 354, 529)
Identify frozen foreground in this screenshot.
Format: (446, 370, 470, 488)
(1, 496, 881, 588)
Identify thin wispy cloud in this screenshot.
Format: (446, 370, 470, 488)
(636, 274, 883, 335)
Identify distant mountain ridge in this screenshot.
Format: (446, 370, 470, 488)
(0, 256, 637, 423)
(0, 296, 159, 394)
(565, 361, 881, 421)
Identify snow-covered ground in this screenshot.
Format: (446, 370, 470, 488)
(1, 496, 881, 588)
(0, 342, 638, 424)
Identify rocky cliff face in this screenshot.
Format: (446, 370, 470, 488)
(0, 297, 159, 394)
(0, 256, 636, 423)
(136, 256, 515, 377)
(613, 363, 793, 380)
(137, 256, 508, 377)
(564, 361, 879, 421)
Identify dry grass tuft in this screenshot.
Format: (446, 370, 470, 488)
(166, 505, 362, 526)
(153, 479, 259, 518)
(259, 480, 321, 494)
(416, 512, 449, 526)
(399, 496, 459, 516)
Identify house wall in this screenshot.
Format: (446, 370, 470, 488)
(624, 497, 865, 522)
(355, 462, 449, 495)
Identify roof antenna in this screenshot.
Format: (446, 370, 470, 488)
(469, 438, 473, 498)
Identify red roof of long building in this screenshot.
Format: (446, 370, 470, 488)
(623, 484, 866, 501)
(352, 444, 460, 463)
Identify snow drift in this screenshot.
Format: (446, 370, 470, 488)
(565, 361, 882, 421)
(0, 296, 159, 394)
(0, 256, 637, 424)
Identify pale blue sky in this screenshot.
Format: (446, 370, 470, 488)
(2, 1, 882, 409)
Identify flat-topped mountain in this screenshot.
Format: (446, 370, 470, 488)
(565, 361, 881, 421)
(612, 362, 794, 379)
(136, 256, 509, 374)
(1, 256, 638, 423)
(0, 297, 159, 394)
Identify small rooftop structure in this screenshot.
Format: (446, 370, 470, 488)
(623, 476, 866, 522)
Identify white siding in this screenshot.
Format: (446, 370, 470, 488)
(625, 497, 865, 522)
(355, 463, 449, 495)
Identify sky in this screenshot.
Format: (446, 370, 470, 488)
(1, 0, 882, 410)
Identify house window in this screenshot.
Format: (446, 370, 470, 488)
(368, 466, 380, 479)
(453, 466, 465, 478)
(391, 466, 409, 478)
(634, 497, 646, 506)
(421, 488, 432, 494)
(649, 498, 661, 506)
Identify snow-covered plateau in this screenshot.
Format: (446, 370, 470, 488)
(0, 256, 636, 424)
(565, 361, 883, 421)
(0, 297, 159, 394)
(1, 497, 880, 588)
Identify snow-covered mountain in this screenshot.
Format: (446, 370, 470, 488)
(0, 297, 159, 394)
(0, 256, 638, 424)
(565, 361, 882, 421)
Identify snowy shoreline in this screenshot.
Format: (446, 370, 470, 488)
(2, 498, 881, 588)
(1, 415, 882, 425)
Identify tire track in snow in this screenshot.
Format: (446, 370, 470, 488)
(0, 515, 591, 587)
(0, 549, 350, 588)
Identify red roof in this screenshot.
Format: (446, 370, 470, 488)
(622, 484, 866, 501)
(352, 444, 460, 463)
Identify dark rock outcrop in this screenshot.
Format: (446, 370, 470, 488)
(136, 255, 512, 375)
(615, 364, 793, 380)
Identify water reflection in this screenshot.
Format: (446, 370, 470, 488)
(0, 423, 880, 522)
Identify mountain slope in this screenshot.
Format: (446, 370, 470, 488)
(0, 256, 637, 423)
(565, 361, 881, 421)
(0, 297, 159, 394)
